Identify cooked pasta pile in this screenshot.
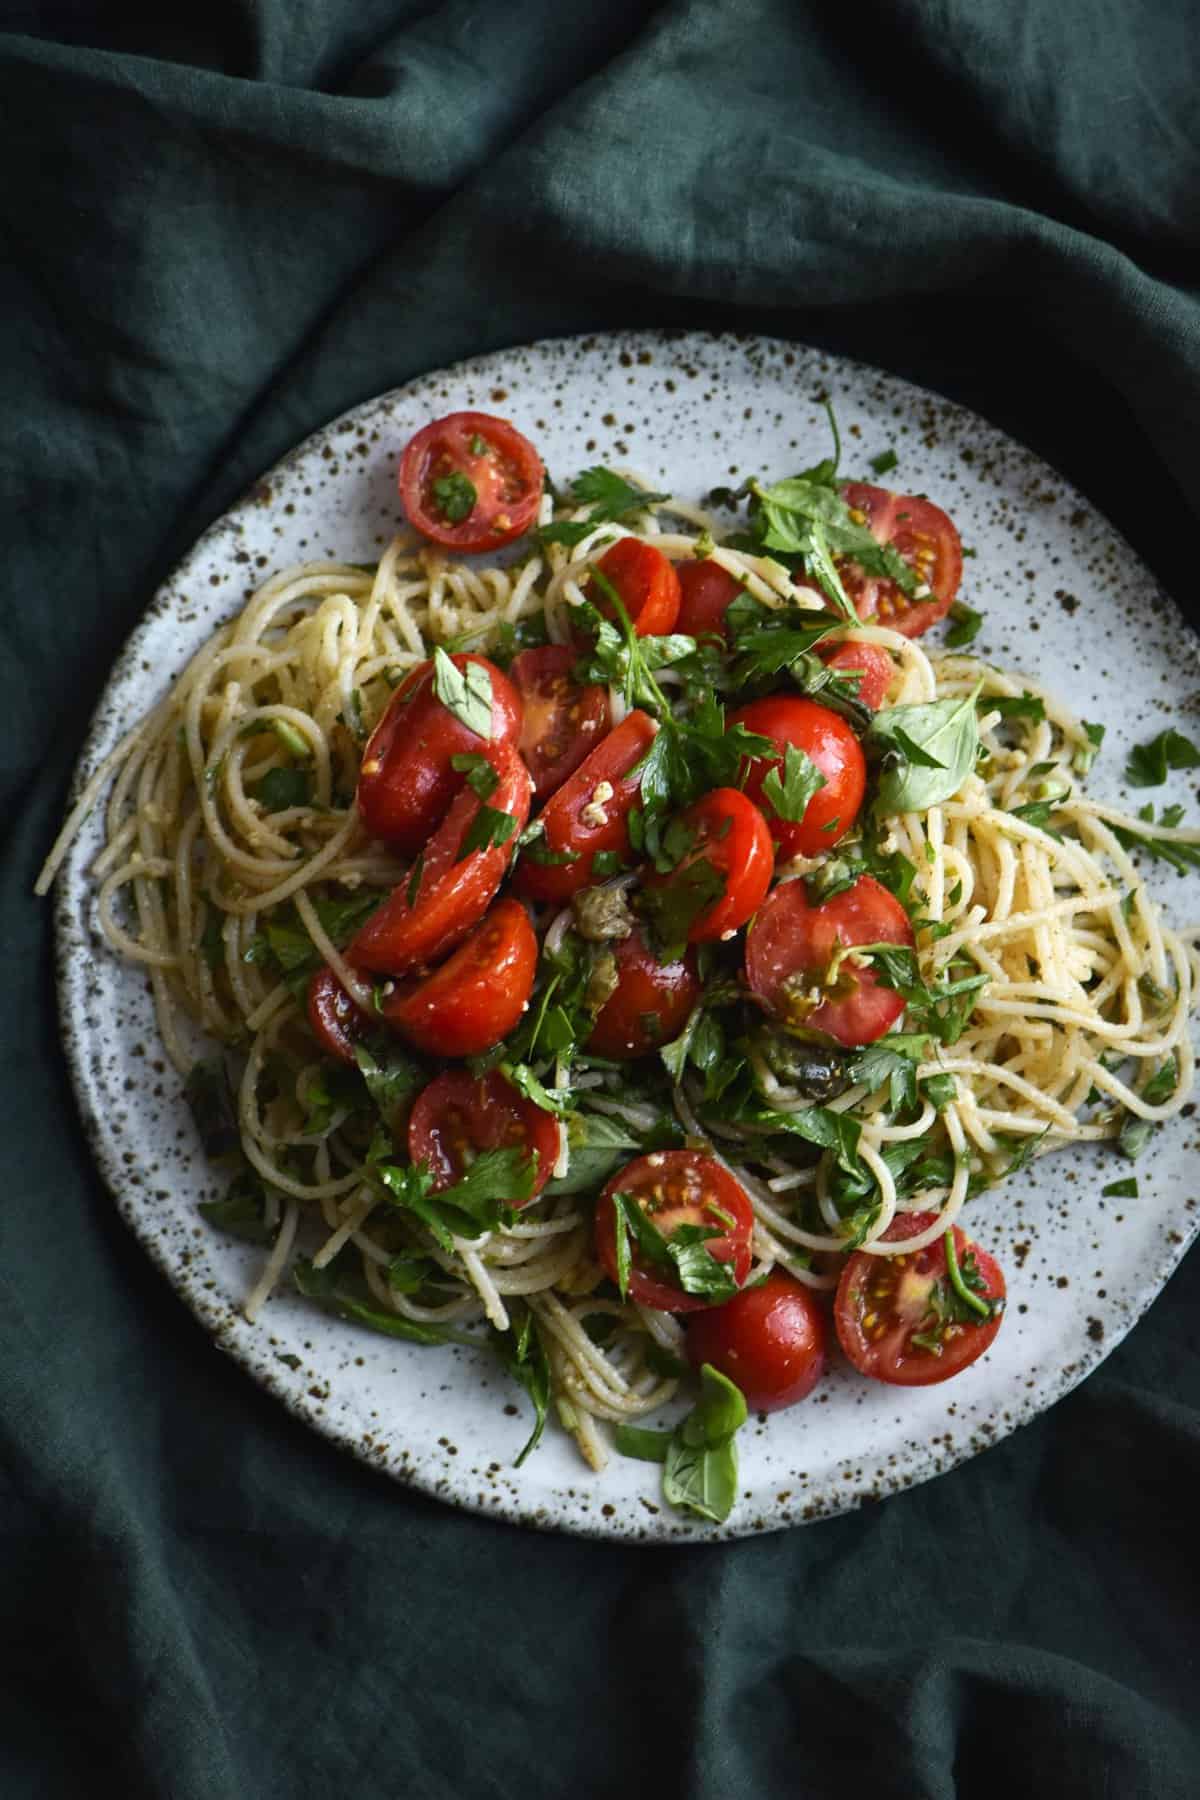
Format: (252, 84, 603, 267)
(38, 483, 1200, 1472)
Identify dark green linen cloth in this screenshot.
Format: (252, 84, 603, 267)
(4, 4, 1200, 1794)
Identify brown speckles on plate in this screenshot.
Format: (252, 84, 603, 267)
(53, 329, 1200, 1544)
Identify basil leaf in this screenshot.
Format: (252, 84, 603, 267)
(681, 1362, 748, 1447)
(988, 691, 1045, 723)
(253, 765, 311, 811)
(354, 1035, 426, 1120)
(433, 646, 493, 739)
(297, 1060, 363, 1135)
(944, 601, 983, 648)
(500, 1060, 574, 1117)
(661, 1365, 748, 1524)
(1118, 1115, 1155, 1161)
(490, 1302, 551, 1467)
(199, 907, 225, 969)
(847, 1034, 930, 1113)
(868, 689, 980, 811)
(450, 751, 500, 799)
(1141, 1053, 1178, 1106)
(374, 1146, 537, 1248)
(184, 1057, 241, 1163)
(199, 1168, 278, 1244)
(636, 857, 726, 962)
(294, 1254, 474, 1346)
(614, 1424, 672, 1463)
(920, 1072, 958, 1111)
(457, 804, 518, 859)
(610, 1191, 739, 1302)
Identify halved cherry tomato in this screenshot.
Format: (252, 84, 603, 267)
(594, 1151, 755, 1314)
(745, 873, 914, 1047)
(729, 696, 866, 858)
(349, 744, 531, 975)
(408, 1068, 560, 1199)
(643, 787, 773, 943)
(685, 1272, 827, 1411)
(835, 1210, 1006, 1386)
(837, 483, 962, 637)
(585, 925, 700, 1059)
(357, 654, 522, 854)
(816, 639, 894, 711)
(675, 558, 743, 640)
(399, 412, 543, 552)
(510, 645, 611, 800)
(512, 710, 658, 904)
(585, 538, 681, 638)
(307, 965, 370, 1066)
(380, 899, 537, 1058)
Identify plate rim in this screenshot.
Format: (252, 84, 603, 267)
(53, 325, 1200, 1542)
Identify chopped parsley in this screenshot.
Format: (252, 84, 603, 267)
(431, 470, 477, 523)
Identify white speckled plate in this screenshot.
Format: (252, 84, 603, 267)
(56, 331, 1200, 1540)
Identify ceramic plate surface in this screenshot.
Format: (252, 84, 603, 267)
(56, 331, 1200, 1540)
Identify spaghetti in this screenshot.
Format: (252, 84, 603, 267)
(37, 467, 1200, 1486)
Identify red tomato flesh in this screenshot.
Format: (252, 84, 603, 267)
(510, 645, 611, 800)
(686, 1272, 827, 1411)
(729, 695, 866, 858)
(349, 744, 531, 975)
(586, 538, 681, 638)
(585, 926, 701, 1059)
(357, 654, 522, 855)
(837, 483, 962, 637)
(399, 412, 543, 552)
(512, 710, 658, 904)
(644, 786, 774, 944)
(306, 965, 370, 1066)
(835, 1210, 1006, 1386)
(816, 639, 894, 711)
(594, 1151, 755, 1314)
(675, 558, 744, 640)
(380, 898, 537, 1059)
(745, 873, 915, 1047)
(408, 1068, 560, 1200)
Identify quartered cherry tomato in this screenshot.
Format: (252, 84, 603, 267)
(675, 558, 743, 640)
(685, 1272, 827, 1411)
(584, 925, 700, 1059)
(835, 1211, 1006, 1385)
(586, 538, 681, 638)
(728, 695, 866, 858)
(306, 965, 369, 1066)
(512, 710, 658, 904)
(357, 654, 522, 854)
(594, 1151, 756, 1314)
(509, 645, 611, 800)
(349, 744, 531, 975)
(837, 483, 962, 637)
(745, 873, 914, 1047)
(408, 1068, 560, 1199)
(816, 639, 894, 711)
(380, 899, 537, 1058)
(399, 412, 543, 552)
(644, 787, 773, 943)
